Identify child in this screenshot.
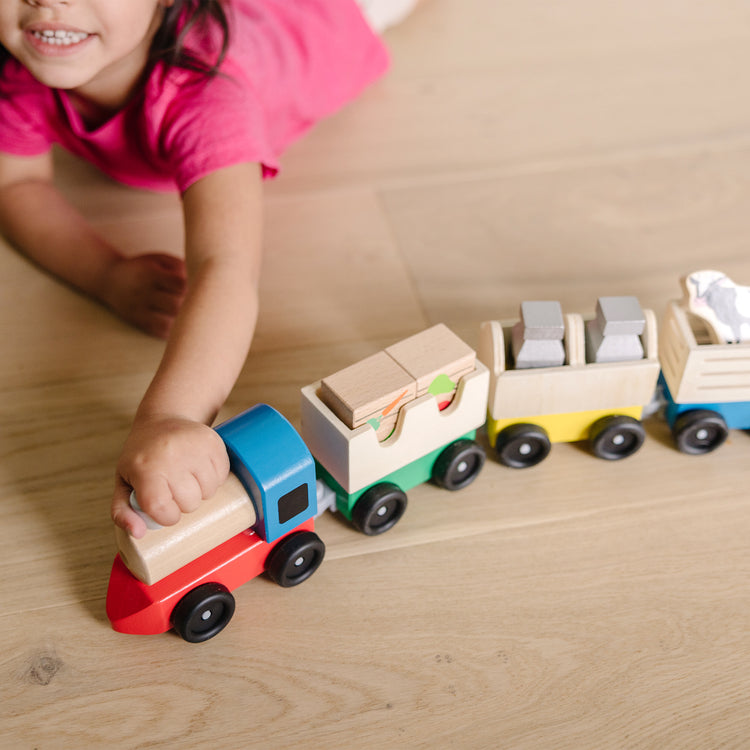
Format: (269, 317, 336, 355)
(0, 0, 419, 538)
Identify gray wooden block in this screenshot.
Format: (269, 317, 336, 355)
(595, 296, 645, 336)
(586, 296, 645, 363)
(518, 300, 565, 340)
(512, 301, 565, 368)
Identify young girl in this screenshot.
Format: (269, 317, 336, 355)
(0, 0, 419, 538)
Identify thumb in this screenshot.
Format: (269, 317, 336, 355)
(111, 477, 148, 539)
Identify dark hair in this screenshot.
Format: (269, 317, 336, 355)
(0, 1, 230, 79)
(149, 0, 231, 77)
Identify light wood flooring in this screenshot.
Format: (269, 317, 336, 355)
(4, 1, 750, 747)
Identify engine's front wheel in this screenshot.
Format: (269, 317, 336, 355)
(171, 583, 236, 643)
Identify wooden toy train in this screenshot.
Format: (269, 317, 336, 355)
(106, 270, 750, 642)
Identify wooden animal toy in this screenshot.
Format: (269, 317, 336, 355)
(682, 270, 750, 344)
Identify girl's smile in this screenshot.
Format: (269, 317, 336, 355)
(25, 24, 94, 57)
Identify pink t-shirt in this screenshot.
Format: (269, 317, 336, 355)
(0, 0, 389, 192)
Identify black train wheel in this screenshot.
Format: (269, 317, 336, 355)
(266, 531, 325, 587)
(589, 415, 646, 460)
(171, 583, 236, 643)
(673, 409, 728, 455)
(495, 423, 551, 468)
(432, 438, 486, 490)
(351, 483, 407, 535)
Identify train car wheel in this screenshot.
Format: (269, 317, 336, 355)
(673, 409, 728, 455)
(351, 483, 407, 535)
(266, 531, 325, 587)
(496, 423, 551, 468)
(432, 439, 486, 490)
(171, 583, 235, 643)
(589, 415, 646, 460)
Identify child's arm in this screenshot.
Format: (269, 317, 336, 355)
(111, 162, 264, 538)
(0, 151, 187, 339)
(0, 152, 263, 538)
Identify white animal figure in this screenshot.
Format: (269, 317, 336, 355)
(682, 270, 750, 343)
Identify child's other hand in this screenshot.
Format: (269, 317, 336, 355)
(111, 416, 231, 538)
(103, 253, 187, 339)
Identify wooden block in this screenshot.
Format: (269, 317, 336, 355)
(319, 350, 416, 440)
(594, 296, 646, 336)
(385, 323, 476, 407)
(502, 302, 567, 369)
(512, 326, 566, 368)
(114, 473, 256, 585)
(516, 300, 566, 339)
(585, 296, 645, 364)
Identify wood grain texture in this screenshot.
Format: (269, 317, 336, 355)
(320, 350, 417, 436)
(4, 0, 750, 746)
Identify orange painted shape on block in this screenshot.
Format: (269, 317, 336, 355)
(382, 389, 411, 417)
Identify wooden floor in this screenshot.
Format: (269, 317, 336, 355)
(4, 1, 750, 746)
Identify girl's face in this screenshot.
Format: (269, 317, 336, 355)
(0, 0, 172, 106)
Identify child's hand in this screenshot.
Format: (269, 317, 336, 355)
(111, 416, 231, 538)
(103, 253, 187, 339)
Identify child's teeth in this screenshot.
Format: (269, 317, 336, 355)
(34, 30, 89, 45)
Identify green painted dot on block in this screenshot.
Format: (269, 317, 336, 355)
(428, 373, 456, 396)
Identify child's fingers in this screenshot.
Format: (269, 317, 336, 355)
(148, 288, 184, 316)
(111, 479, 147, 539)
(155, 277, 187, 297)
(145, 253, 186, 276)
(131, 475, 182, 527)
(188, 456, 230, 508)
(139, 254, 187, 294)
(153, 265, 187, 294)
(166, 473, 204, 515)
(137, 309, 176, 340)
(202, 433, 231, 495)
(112, 422, 231, 535)
(211, 444, 231, 483)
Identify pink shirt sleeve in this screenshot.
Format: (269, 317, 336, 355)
(149, 70, 281, 191)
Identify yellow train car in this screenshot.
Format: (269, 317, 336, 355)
(478, 301, 661, 467)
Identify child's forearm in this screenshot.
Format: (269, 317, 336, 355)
(135, 258, 259, 426)
(135, 162, 263, 425)
(0, 177, 123, 300)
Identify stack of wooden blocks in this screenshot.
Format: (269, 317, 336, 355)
(319, 324, 476, 440)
